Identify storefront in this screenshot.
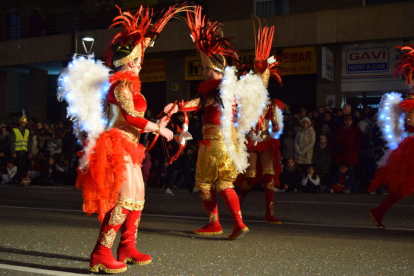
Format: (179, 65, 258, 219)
(140, 58, 167, 114)
(341, 41, 408, 110)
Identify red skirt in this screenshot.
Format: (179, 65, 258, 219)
(368, 136, 414, 197)
(76, 128, 145, 222)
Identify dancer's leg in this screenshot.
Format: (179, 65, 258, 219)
(370, 193, 404, 228)
(237, 152, 257, 204)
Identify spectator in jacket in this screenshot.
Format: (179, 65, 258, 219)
(312, 134, 332, 188)
(332, 115, 363, 191)
(282, 127, 296, 160)
(294, 117, 316, 172)
(278, 158, 302, 193)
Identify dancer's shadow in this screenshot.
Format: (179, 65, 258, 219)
(0, 246, 90, 274)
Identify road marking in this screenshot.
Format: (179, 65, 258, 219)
(0, 264, 89, 276)
(1, 205, 413, 232)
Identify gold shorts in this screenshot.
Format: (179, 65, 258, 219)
(195, 125, 238, 193)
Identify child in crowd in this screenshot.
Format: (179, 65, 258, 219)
(312, 134, 332, 189)
(1, 160, 17, 184)
(278, 158, 302, 193)
(282, 127, 296, 160)
(299, 165, 321, 193)
(330, 164, 354, 194)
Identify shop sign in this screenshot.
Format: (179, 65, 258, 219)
(185, 56, 204, 81)
(140, 58, 166, 83)
(322, 47, 334, 81)
(346, 47, 388, 74)
(280, 46, 317, 75)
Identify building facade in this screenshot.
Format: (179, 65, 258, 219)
(0, 0, 413, 123)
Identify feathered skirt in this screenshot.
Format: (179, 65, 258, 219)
(368, 136, 414, 197)
(76, 128, 145, 222)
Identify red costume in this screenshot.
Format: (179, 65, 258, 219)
(181, 6, 250, 240)
(236, 23, 284, 225)
(68, 4, 189, 273)
(368, 45, 414, 229)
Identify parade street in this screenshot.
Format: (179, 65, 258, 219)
(0, 185, 413, 276)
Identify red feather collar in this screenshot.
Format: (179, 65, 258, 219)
(198, 79, 221, 97)
(109, 71, 141, 93)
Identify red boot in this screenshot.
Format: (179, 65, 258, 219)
(263, 174, 282, 224)
(237, 174, 256, 204)
(89, 205, 129, 274)
(370, 193, 404, 229)
(117, 200, 152, 265)
(194, 190, 223, 235)
(219, 188, 249, 240)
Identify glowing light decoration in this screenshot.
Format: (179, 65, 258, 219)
(269, 105, 284, 139)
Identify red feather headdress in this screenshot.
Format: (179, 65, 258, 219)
(394, 45, 414, 86)
(186, 5, 239, 72)
(253, 22, 282, 87)
(105, 3, 190, 68)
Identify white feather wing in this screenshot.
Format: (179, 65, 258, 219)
(57, 55, 111, 169)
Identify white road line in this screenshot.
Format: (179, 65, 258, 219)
(1, 205, 414, 232)
(0, 264, 88, 276)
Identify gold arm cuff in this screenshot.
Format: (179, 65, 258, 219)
(263, 168, 275, 175)
(215, 181, 234, 193)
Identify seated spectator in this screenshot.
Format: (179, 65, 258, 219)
(278, 158, 302, 193)
(312, 134, 331, 189)
(330, 164, 354, 194)
(1, 160, 17, 184)
(299, 165, 321, 193)
(40, 157, 63, 186)
(27, 159, 42, 180)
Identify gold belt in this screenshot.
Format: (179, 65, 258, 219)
(117, 124, 141, 143)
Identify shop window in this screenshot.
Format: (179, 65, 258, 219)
(254, 0, 290, 17)
(364, 0, 408, 6)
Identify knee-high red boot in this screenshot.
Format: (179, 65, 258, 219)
(219, 188, 249, 240)
(263, 174, 282, 224)
(117, 200, 152, 265)
(370, 193, 404, 228)
(194, 190, 223, 235)
(89, 204, 129, 274)
(237, 173, 256, 204)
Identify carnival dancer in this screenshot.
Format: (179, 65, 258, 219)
(368, 45, 414, 229)
(236, 24, 284, 225)
(165, 6, 268, 240)
(58, 4, 189, 273)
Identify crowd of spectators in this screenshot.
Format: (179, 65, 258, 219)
(0, 103, 387, 195)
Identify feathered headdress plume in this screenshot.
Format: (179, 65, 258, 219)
(253, 19, 282, 87)
(187, 5, 239, 72)
(105, 3, 191, 67)
(394, 45, 414, 87)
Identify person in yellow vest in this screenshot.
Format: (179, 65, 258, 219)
(10, 116, 32, 184)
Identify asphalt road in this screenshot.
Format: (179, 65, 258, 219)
(0, 185, 413, 276)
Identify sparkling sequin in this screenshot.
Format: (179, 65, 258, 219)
(118, 197, 135, 211)
(118, 124, 141, 143)
(199, 190, 213, 201)
(263, 168, 275, 175)
(266, 179, 275, 190)
(109, 205, 127, 226)
(100, 229, 117, 248)
(269, 202, 275, 216)
(133, 200, 145, 211)
(208, 212, 218, 223)
(245, 170, 257, 178)
(114, 84, 145, 117)
(184, 98, 200, 109)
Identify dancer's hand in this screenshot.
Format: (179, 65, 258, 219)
(164, 103, 178, 114)
(159, 116, 170, 128)
(160, 127, 173, 141)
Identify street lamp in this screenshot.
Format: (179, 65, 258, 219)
(82, 37, 95, 55)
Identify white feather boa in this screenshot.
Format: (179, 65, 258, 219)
(269, 104, 284, 139)
(57, 55, 111, 170)
(377, 92, 405, 167)
(219, 66, 268, 173)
